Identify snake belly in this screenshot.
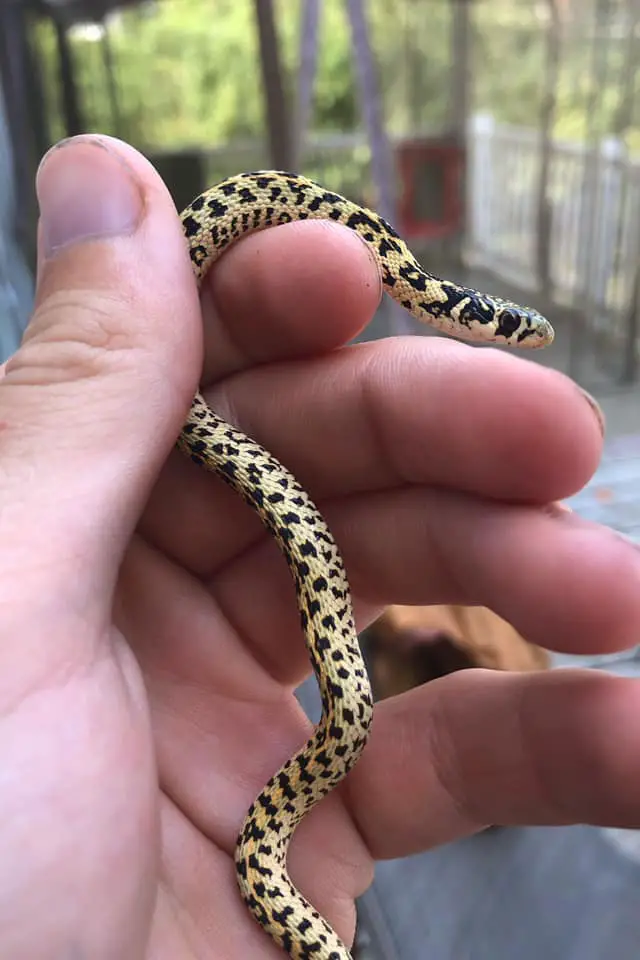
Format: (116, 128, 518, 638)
(176, 171, 555, 960)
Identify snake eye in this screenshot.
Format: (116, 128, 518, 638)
(497, 309, 520, 339)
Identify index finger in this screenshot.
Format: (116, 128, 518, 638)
(199, 218, 383, 386)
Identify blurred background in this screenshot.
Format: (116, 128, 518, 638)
(2, 1, 640, 957)
(4, 0, 640, 395)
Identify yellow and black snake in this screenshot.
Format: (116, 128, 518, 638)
(176, 171, 555, 959)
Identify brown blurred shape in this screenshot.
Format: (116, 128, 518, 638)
(363, 605, 550, 700)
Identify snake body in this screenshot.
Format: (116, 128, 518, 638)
(176, 171, 554, 959)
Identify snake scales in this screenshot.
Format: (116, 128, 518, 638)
(176, 171, 555, 959)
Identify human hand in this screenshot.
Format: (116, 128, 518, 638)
(1, 135, 639, 959)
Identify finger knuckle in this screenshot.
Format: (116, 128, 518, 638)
(8, 289, 141, 387)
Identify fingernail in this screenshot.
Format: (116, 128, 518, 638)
(544, 500, 573, 519)
(36, 136, 143, 257)
(578, 386, 606, 437)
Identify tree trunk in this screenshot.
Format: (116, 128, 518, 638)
(535, 0, 562, 293)
(253, 0, 293, 170)
(292, 0, 320, 171)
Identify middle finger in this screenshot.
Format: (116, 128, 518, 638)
(142, 337, 603, 578)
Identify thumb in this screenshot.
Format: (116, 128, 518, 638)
(0, 135, 201, 609)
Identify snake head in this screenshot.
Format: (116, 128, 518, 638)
(492, 298, 555, 348)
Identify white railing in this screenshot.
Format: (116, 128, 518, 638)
(467, 113, 640, 348)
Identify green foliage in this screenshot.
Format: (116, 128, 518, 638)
(32, 0, 640, 156)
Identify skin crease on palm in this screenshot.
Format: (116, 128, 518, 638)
(1, 135, 640, 960)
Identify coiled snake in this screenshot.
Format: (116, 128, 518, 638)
(176, 171, 555, 959)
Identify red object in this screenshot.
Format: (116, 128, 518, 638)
(395, 138, 465, 241)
